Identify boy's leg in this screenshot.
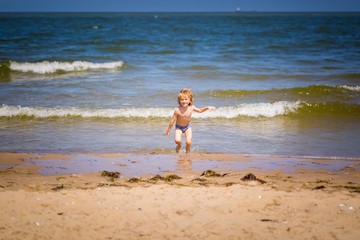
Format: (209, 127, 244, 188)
(174, 129, 182, 153)
(184, 128, 192, 153)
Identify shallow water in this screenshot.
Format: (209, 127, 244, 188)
(19, 153, 360, 177)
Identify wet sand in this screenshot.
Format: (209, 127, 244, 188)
(0, 152, 359, 239)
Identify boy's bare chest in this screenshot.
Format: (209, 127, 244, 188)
(178, 107, 192, 118)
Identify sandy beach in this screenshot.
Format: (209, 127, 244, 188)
(0, 152, 359, 240)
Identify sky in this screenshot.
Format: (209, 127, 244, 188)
(1, 0, 360, 12)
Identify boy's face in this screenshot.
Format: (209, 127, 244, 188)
(179, 95, 190, 107)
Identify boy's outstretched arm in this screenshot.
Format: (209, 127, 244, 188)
(164, 110, 178, 135)
(193, 106, 216, 113)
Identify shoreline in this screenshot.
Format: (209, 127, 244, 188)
(1, 152, 359, 239)
(1, 151, 359, 176)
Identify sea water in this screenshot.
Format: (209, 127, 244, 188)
(0, 12, 359, 157)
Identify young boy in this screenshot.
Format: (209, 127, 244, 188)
(164, 88, 216, 153)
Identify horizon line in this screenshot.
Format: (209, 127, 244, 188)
(1, 10, 360, 13)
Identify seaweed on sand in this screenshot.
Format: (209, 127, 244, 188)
(200, 170, 229, 177)
(101, 171, 120, 178)
(127, 177, 142, 183)
(334, 185, 360, 193)
(101, 171, 120, 181)
(146, 174, 163, 183)
(313, 185, 326, 190)
(191, 178, 207, 182)
(146, 174, 182, 183)
(241, 173, 267, 184)
(52, 184, 64, 191)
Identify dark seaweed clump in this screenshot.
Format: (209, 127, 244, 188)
(146, 174, 182, 183)
(241, 173, 267, 184)
(52, 184, 64, 191)
(101, 171, 120, 179)
(127, 177, 142, 183)
(200, 170, 229, 177)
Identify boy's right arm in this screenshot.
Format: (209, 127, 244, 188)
(164, 109, 178, 135)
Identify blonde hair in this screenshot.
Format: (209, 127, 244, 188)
(178, 88, 194, 106)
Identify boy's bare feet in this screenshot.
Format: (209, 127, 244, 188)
(175, 144, 181, 153)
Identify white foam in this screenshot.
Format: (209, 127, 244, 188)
(9, 60, 124, 74)
(0, 105, 171, 118)
(339, 85, 360, 92)
(194, 101, 301, 118)
(0, 101, 301, 119)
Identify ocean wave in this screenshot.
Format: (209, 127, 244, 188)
(340, 85, 360, 92)
(209, 84, 360, 98)
(0, 105, 173, 119)
(0, 101, 301, 119)
(295, 102, 360, 116)
(6, 60, 124, 74)
(2, 101, 359, 119)
(196, 101, 301, 118)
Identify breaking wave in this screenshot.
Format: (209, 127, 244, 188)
(340, 85, 360, 92)
(1, 101, 359, 120)
(0, 101, 319, 119)
(2, 60, 124, 74)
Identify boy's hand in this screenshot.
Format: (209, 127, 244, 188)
(164, 130, 170, 136)
(208, 106, 216, 111)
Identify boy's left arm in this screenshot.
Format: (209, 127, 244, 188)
(193, 106, 216, 113)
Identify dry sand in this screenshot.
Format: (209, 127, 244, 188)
(0, 152, 359, 240)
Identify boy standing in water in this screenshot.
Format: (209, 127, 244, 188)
(164, 88, 216, 153)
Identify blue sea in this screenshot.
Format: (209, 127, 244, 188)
(1, 12, 360, 157)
